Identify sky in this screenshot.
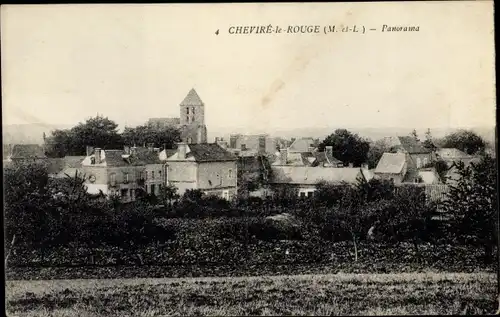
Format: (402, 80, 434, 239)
(1, 2, 496, 135)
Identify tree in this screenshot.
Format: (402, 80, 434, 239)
(423, 128, 437, 150)
(441, 154, 497, 263)
(386, 186, 436, 260)
(441, 129, 486, 155)
(158, 184, 180, 208)
(318, 129, 370, 167)
(121, 125, 181, 148)
(46, 115, 124, 156)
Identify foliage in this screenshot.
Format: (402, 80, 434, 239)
(441, 129, 486, 155)
(318, 129, 370, 167)
(45, 115, 123, 156)
(121, 125, 181, 149)
(410, 129, 420, 142)
(423, 128, 437, 150)
(441, 154, 497, 263)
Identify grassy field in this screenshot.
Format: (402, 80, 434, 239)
(6, 272, 497, 316)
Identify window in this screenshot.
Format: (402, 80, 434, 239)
(159, 170, 162, 179)
(186, 107, 189, 115)
(123, 173, 129, 183)
(307, 191, 314, 198)
(416, 158, 422, 168)
(151, 184, 156, 195)
(222, 190, 229, 200)
(423, 158, 428, 166)
(121, 189, 128, 197)
(186, 115, 189, 123)
(219, 174, 223, 186)
(110, 173, 116, 185)
(228, 169, 233, 178)
(192, 107, 195, 115)
(90, 157, 96, 164)
(152, 171, 155, 179)
(300, 192, 306, 198)
(187, 137, 192, 143)
(145, 171, 148, 180)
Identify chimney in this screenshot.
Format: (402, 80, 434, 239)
(215, 137, 220, 142)
(130, 146, 137, 155)
(280, 148, 288, 165)
(163, 143, 167, 150)
(361, 163, 369, 170)
(348, 162, 354, 168)
(308, 146, 315, 153)
(95, 148, 101, 164)
(241, 144, 247, 151)
(124, 146, 130, 154)
(177, 143, 187, 160)
(86, 146, 94, 157)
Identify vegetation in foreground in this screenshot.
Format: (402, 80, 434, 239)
(6, 272, 496, 316)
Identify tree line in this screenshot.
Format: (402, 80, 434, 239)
(44, 115, 181, 157)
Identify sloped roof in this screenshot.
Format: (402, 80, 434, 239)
(314, 151, 342, 166)
(374, 153, 406, 174)
(182, 143, 237, 162)
(180, 88, 204, 106)
(10, 144, 47, 159)
(104, 150, 129, 167)
(418, 168, 441, 184)
(64, 156, 85, 168)
(435, 148, 471, 160)
(130, 147, 162, 165)
(271, 166, 364, 185)
(288, 138, 316, 153)
(397, 136, 431, 154)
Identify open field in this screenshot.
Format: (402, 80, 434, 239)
(6, 272, 497, 316)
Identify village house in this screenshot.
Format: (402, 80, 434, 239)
(4, 144, 47, 164)
(80, 146, 166, 201)
(435, 148, 481, 185)
(228, 134, 277, 155)
(270, 165, 368, 198)
(287, 137, 320, 153)
(272, 146, 343, 167)
(374, 151, 442, 185)
(373, 153, 407, 184)
(46, 156, 86, 178)
(165, 143, 238, 200)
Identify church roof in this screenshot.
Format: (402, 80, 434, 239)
(180, 88, 204, 106)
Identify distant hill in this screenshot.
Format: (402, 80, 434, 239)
(3, 123, 495, 148)
(2, 123, 73, 145)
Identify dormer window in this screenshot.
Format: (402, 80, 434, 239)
(90, 157, 96, 164)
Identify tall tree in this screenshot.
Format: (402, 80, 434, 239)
(45, 115, 124, 156)
(441, 154, 497, 263)
(318, 129, 370, 167)
(71, 115, 123, 153)
(423, 128, 437, 150)
(441, 129, 486, 155)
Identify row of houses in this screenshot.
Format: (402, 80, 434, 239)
(2, 88, 485, 203)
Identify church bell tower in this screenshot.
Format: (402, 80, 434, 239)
(179, 88, 207, 144)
